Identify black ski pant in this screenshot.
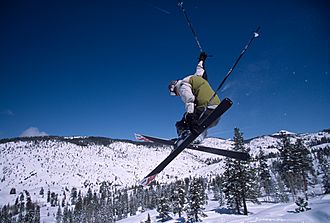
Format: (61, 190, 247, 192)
(175, 106, 220, 137)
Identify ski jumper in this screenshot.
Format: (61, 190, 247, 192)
(174, 60, 221, 142)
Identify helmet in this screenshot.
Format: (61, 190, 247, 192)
(168, 80, 178, 96)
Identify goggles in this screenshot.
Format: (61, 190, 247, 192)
(168, 80, 178, 96)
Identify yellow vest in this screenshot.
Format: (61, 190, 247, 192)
(189, 76, 220, 107)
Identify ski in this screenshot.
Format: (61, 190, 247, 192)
(139, 98, 233, 186)
(135, 134, 250, 161)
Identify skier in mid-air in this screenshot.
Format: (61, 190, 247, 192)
(168, 52, 221, 144)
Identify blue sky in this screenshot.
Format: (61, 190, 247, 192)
(1, 0, 329, 140)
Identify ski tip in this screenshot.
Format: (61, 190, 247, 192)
(134, 133, 153, 142)
(140, 175, 157, 187)
(134, 133, 142, 140)
(223, 97, 233, 103)
(222, 97, 233, 107)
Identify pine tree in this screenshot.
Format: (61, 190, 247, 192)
(39, 187, 44, 197)
(17, 192, 25, 221)
(62, 206, 69, 223)
(156, 189, 171, 221)
(113, 190, 120, 221)
(186, 177, 207, 222)
(121, 188, 129, 219)
(0, 205, 10, 223)
(129, 192, 138, 216)
(84, 187, 94, 222)
(270, 161, 289, 203)
(25, 195, 35, 222)
(316, 147, 330, 194)
(223, 153, 243, 214)
(50, 192, 57, 207)
(223, 128, 258, 215)
(257, 148, 273, 200)
(56, 205, 62, 223)
(70, 187, 77, 205)
(278, 133, 299, 199)
(34, 205, 41, 223)
(245, 161, 260, 205)
(99, 195, 113, 223)
(73, 191, 83, 222)
(47, 190, 51, 203)
(136, 186, 144, 211)
(145, 213, 151, 223)
(322, 171, 330, 194)
(293, 138, 314, 199)
(147, 186, 157, 210)
(62, 191, 66, 208)
(18, 211, 24, 223)
(171, 180, 186, 218)
(278, 135, 315, 200)
(13, 198, 19, 216)
(211, 175, 225, 206)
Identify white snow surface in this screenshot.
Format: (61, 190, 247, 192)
(1, 129, 330, 222)
(117, 194, 330, 223)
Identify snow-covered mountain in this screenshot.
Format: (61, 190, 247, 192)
(1, 130, 329, 200)
(246, 129, 330, 157)
(0, 129, 329, 222)
(0, 135, 231, 201)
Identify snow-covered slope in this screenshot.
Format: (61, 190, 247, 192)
(246, 130, 330, 157)
(117, 194, 330, 223)
(0, 136, 229, 206)
(0, 129, 329, 207)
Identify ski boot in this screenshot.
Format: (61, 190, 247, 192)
(173, 130, 190, 149)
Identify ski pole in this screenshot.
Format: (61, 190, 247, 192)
(177, 0, 204, 52)
(209, 27, 261, 103)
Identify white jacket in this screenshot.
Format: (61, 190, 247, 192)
(175, 61, 205, 114)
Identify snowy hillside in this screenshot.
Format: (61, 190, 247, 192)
(0, 129, 329, 222)
(1, 130, 330, 201)
(246, 130, 330, 157)
(0, 136, 229, 201)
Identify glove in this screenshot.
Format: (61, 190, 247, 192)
(198, 52, 208, 62)
(185, 113, 200, 135)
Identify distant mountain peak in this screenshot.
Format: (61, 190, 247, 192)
(272, 130, 296, 136)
